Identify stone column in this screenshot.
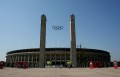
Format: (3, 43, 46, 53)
(36, 54, 37, 63)
(15, 56, 16, 64)
(12, 55, 15, 63)
(24, 55, 25, 62)
(50, 54, 51, 61)
(65, 54, 66, 61)
(21, 55, 22, 62)
(70, 14, 77, 67)
(39, 14, 46, 68)
(32, 55, 33, 62)
(12, 56, 14, 63)
(55, 54, 56, 64)
(28, 55, 29, 66)
(16, 56, 18, 62)
(60, 54, 61, 63)
(18, 55, 20, 62)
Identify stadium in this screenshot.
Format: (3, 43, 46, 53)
(6, 14, 111, 68)
(6, 48, 110, 67)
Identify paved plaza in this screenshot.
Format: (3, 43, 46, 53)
(0, 67, 120, 77)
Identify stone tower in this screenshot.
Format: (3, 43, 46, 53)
(39, 14, 46, 68)
(70, 14, 77, 67)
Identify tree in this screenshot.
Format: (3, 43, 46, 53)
(67, 60, 72, 65)
(47, 61, 52, 66)
(66, 60, 72, 68)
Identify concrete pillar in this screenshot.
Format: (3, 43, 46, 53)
(39, 14, 46, 68)
(70, 14, 77, 67)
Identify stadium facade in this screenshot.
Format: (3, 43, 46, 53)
(6, 14, 111, 68)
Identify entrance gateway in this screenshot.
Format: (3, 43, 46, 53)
(39, 14, 77, 68)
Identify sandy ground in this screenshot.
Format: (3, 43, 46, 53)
(0, 67, 120, 77)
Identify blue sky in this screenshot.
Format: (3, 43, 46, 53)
(0, 0, 120, 61)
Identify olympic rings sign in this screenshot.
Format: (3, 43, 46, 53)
(52, 25, 64, 30)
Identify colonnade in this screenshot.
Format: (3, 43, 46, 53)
(6, 52, 110, 67)
(6, 53, 70, 67)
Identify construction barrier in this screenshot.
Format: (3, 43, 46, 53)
(89, 61, 105, 68)
(15, 62, 28, 69)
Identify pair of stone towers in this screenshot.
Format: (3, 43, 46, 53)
(39, 14, 77, 68)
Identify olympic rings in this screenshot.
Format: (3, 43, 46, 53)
(52, 25, 64, 30)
